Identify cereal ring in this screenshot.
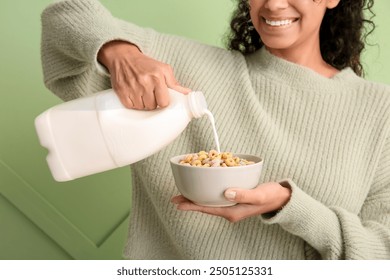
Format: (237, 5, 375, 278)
(224, 158, 236, 166)
(184, 154, 193, 162)
(221, 152, 233, 159)
(191, 160, 202, 166)
(198, 154, 208, 161)
(208, 149, 219, 158)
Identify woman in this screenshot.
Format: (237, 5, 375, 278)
(41, 0, 390, 259)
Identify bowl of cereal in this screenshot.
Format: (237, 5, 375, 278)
(170, 150, 263, 207)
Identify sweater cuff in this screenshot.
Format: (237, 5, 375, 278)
(260, 179, 343, 257)
(95, 60, 110, 77)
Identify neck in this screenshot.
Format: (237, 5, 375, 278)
(265, 43, 339, 78)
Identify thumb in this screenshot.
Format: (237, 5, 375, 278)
(171, 84, 192, 95)
(164, 72, 191, 95)
(224, 188, 257, 204)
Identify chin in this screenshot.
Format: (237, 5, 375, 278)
(261, 39, 295, 51)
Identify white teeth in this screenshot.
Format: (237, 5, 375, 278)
(265, 19, 293, 27)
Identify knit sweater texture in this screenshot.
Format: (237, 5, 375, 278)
(41, 0, 390, 259)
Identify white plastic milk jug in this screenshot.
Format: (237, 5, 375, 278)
(35, 88, 208, 182)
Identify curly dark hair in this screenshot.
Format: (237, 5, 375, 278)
(226, 0, 375, 77)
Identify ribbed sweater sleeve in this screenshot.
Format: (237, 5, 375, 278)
(261, 133, 390, 260)
(40, 0, 151, 100)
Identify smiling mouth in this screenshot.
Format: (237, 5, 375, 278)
(264, 18, 298, 27)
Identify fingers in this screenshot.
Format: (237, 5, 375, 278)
(141, 93, 157, 110)
(224, 182, 292, 213)
(171, 195, 190, 204)
(112, 70, 156, 110)
(171, 196, 257, 223)
(172, 196, 230, 216)
(171, 184, 292, 223)
(110, 56, 190, 110)
(223, 182, 281, 204)
(130, 90, 145, 109)
(164, 65, 192, 95)
(100, 42, 191, 110)
(154, 79, 170, 108)
(224, 188, 263, 205)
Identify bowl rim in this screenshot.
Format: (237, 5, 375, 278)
(169, 153, 263, 169)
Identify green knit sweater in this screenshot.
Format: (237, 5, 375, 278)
(41, 0, 390, 259)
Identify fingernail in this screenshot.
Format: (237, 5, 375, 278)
(225, 190, 236, 201)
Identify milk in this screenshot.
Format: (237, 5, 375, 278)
(204, 110, 221, 153)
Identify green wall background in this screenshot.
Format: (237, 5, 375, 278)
(0, 0, 389, 260)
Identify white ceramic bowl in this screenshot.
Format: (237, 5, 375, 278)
(170, 153, 263, 207)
